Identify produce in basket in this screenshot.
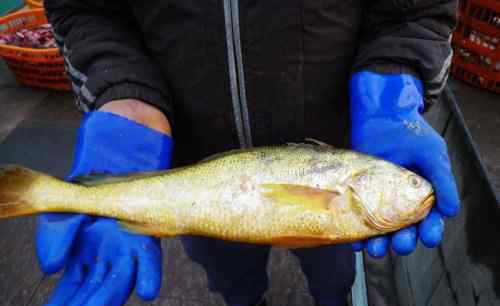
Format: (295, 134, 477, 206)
(0, 24, 56, 49)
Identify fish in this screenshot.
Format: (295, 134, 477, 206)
(0, 142, 434, 248)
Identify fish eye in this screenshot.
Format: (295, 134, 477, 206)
(408, 175, 422, 188)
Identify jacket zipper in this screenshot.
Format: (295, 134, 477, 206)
(223, 0, 253, 148)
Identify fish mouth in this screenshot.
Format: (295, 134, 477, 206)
(416, 193, 435, 219)
(423, 194, 435, 208)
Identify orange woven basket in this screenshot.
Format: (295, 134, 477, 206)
(451, 0, 499, 93)
(26, 0, 43, 9)
(0, 9, 70, 91)
(25, 0, 43, 9)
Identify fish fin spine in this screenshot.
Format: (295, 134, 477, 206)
(304, 138, 335, 148)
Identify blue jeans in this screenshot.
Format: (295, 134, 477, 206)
(181, 236, 355, 306)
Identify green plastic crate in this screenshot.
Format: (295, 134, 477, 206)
(0, 0, 24, 17)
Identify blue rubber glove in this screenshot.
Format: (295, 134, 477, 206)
(36, 111, 174, 305)
(350, 71, 460, 258)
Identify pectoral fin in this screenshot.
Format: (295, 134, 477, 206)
(260, 184, 341, 211)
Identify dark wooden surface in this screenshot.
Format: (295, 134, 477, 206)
(364, 81, 500, 306)
(449, 79, 500, 204)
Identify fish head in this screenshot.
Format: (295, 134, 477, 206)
(346, 161, 434, 232)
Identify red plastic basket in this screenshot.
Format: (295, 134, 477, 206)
(451, 0, 499, 93)
(0, 9, 70, 91)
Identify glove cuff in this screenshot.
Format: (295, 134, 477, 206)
(68, 111, 174, 180)
(350, 71, 425, 116)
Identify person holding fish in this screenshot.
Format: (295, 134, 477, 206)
(1, 1, 461, 306)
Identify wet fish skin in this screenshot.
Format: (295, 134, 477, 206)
(0, 143, 434, 247)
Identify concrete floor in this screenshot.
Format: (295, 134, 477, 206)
(0, 57, 498, 306)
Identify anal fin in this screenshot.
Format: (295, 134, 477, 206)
(270, 236, 333, 249)
(118, 221, 177, 237)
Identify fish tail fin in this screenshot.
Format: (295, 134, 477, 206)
(0, 165, 45, 218)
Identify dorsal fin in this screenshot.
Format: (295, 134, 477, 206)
(304, 138, 336, 148)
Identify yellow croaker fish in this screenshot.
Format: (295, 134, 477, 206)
(0, 142, 434, 247)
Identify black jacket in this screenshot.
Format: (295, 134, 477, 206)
(44, 0, 457, 165)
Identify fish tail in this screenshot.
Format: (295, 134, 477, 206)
(0, 165, 47, 218)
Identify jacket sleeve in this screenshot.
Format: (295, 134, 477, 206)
(44, 0, 174, 120)
(352, 0, 458, 107)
